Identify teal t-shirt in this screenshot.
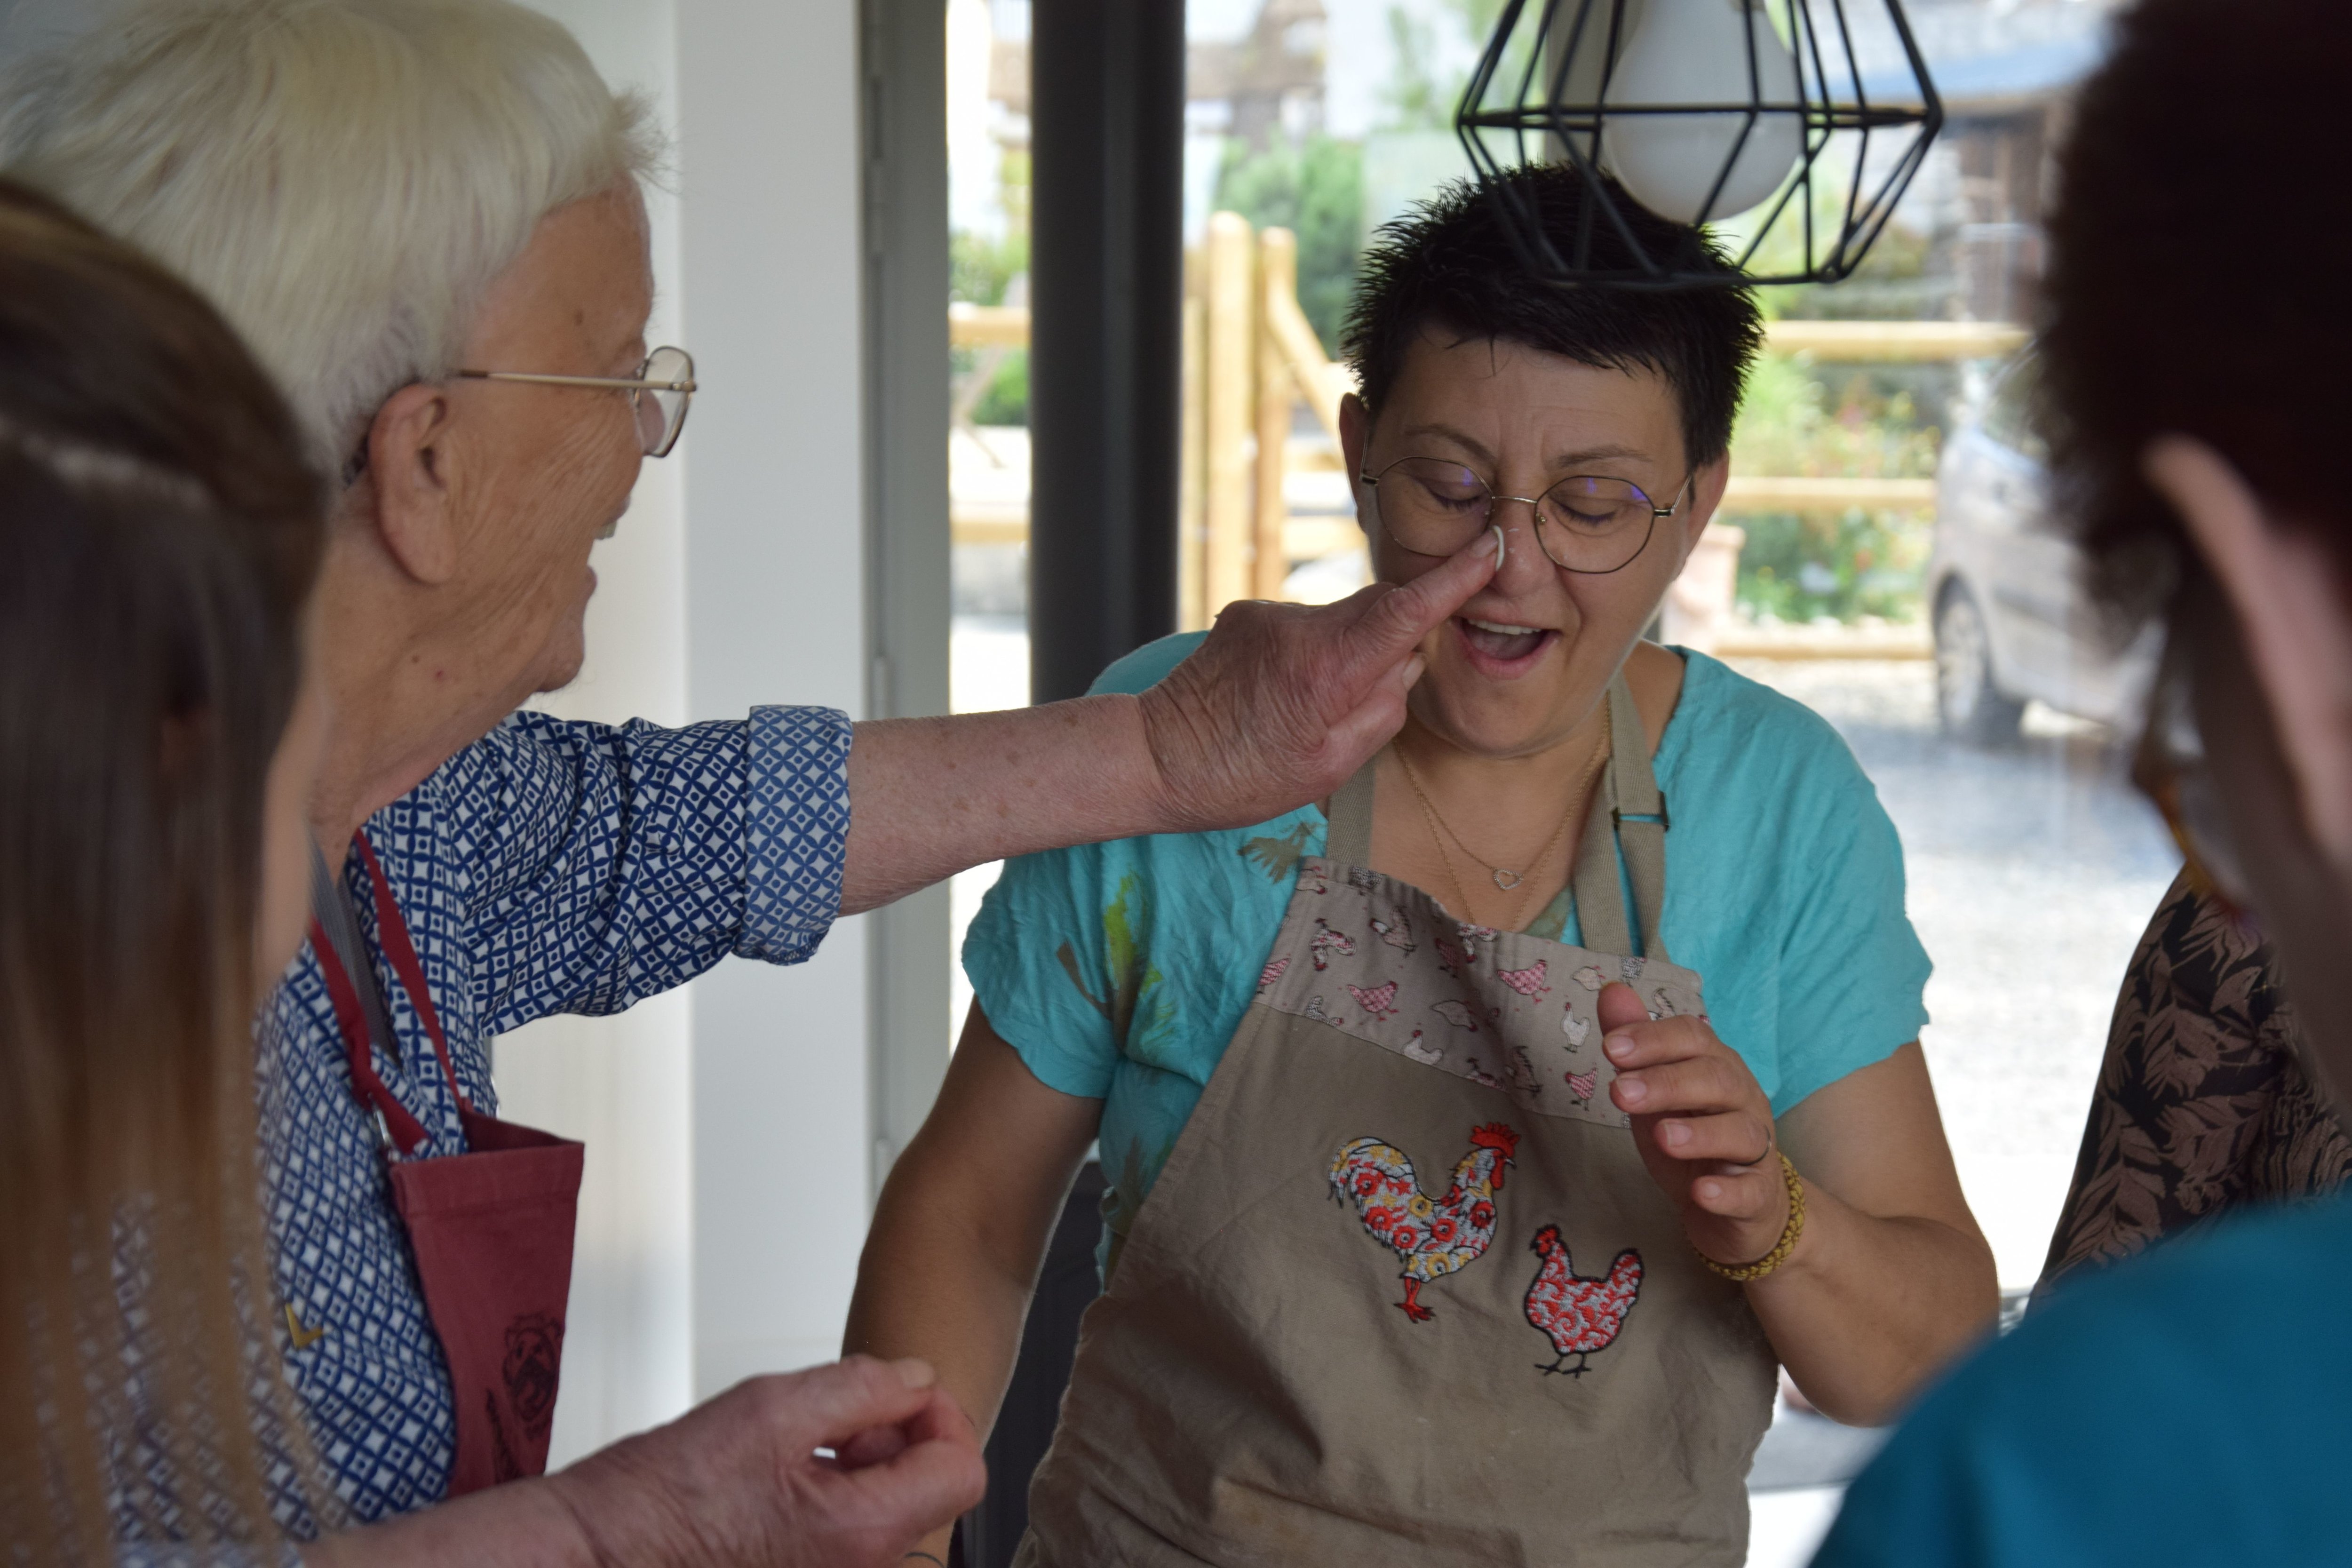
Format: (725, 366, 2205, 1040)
(964, 633, 1932, 1243)
(1812, 1191, 2352, 1567)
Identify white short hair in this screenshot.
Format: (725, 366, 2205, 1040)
(0, 0, 661, 471)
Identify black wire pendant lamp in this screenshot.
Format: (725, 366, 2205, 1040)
(1456, 0, 1943, 289)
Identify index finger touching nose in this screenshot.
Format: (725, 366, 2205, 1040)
(1344, 530, 1502, 666)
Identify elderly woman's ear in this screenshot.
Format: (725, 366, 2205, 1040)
(2145, 435, 2352, 867)
(359, 381, 463, 586)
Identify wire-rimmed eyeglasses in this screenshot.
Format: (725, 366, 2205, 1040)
(453, 344, 696, 458)
(1358, 456, 1692, 575)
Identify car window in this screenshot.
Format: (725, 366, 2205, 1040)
(1981, 354, 2050, 464)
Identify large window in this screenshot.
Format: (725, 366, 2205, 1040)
(942, 4, 2159, 1556)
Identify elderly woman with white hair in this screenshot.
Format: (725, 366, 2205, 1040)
(0, 0, 1497, 1557)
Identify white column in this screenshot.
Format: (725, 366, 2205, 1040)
(674, 0, 874, 1398)
(499, 0, 696, 1472)
(504, 0, 883, 1449)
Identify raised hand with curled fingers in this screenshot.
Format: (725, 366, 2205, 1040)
(1599, 981, 1792, 1271)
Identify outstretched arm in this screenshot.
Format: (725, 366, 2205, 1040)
(839, 535, 1498, 914)
(842, 1004, 1103, 1564)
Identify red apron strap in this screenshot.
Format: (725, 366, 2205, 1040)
(310, 915, 430, 1156)
(354, 834, 472, 1113)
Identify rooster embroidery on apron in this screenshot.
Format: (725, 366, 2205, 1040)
(1328, 1122, 1520, 1322)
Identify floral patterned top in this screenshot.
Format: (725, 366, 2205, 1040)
(2041, 872, 2352, 1290)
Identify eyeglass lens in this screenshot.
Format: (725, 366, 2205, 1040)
(1372, 457, 1660, 574)
(634, 346, 694, 457)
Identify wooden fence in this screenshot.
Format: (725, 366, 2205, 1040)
(950, 217, 2027, 634)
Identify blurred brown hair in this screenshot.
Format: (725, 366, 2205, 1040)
(0, 179, 325, 1553)
(2043, 0, 2352, 625)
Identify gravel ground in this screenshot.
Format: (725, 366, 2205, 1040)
(1721, 657, 2182, 1287)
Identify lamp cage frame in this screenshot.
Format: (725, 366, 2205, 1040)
(1454, 0, 1945, 290)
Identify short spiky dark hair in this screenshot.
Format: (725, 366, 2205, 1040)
(1342, 165, 1763, 467)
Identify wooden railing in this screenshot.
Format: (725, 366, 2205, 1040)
(951, 219, 2026, 630)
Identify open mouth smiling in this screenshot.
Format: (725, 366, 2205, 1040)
(1454, 616, 1559, 672)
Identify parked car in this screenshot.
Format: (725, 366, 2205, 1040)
(1926, 351, 2153, 743)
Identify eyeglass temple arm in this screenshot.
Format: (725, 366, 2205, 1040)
(453, 369, 697, 393)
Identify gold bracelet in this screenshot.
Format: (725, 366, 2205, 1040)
(1696, 1152, 1806, 1283)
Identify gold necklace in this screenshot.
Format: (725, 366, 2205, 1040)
(1395, 717, 1613, 928)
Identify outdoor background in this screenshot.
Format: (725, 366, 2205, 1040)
(941, 0, 2167, 1560)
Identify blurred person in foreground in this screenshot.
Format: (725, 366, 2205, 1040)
(0, 181, 978, 1564)
(0, 0, 1495, 1528)
(1813, 0, 2352, 1561)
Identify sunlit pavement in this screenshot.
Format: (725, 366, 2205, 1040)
(1724, 657, 2182, 1289)
(946, 622, 2177, 1564)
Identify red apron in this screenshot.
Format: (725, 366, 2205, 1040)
(308, 835, 584, 1495)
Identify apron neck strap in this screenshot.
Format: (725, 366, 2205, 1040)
(1324, 755, 1379, 867)
(1325, 672, 1670, 962)
(1570, 675, 1671, 963)
(354, 835, 471, 1112)
(309, 833, 475, 1153)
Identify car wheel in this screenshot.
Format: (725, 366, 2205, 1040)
(1936, 587, 2025, 745)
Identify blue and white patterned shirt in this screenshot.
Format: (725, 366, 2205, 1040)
(244, 704, 850, 1533)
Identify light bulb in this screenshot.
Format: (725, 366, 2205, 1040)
(1602, 0, 1804, 224)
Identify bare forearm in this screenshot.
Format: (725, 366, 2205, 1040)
(1748, 1186, 1998, 1426)
(306, 1481, 595, 1568)
(843, 1202, 1039, 1450)
(842, 699, 1165, 915)
(844, 1169, 1053, 1561)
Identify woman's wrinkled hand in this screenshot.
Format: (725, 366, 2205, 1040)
(1136, 534, 1498, 834)
(540, 1355, 985, 1568)
(1599, 982, 1791, 1269)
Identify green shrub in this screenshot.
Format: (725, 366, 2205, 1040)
(1213, 135, 1366, 356)
(1725, 336, 1940, 623)
(969, 349, 1029, 428)
(1734, 509, 1930, 624)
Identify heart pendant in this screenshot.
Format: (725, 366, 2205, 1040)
(1492, 869, 1522, 891)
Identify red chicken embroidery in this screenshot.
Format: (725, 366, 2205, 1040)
(1523, 1225, 1643, 1377)
(1346, 981, 1399, 1019)
(1328, 1123, 1519, 1322)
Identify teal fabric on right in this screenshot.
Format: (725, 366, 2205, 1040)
(1813, 1190, 2352, 1567)
(963, 632, 1932, 1263)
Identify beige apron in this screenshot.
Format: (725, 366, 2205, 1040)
(1017, 677, 1777, 1567)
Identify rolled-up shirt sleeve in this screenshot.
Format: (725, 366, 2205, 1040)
(456, 702, 851, 1029)
(740, 702, 854, 962)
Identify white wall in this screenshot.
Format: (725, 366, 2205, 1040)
(499, 0, 881, 1453)
(496, 0, 698, 1472)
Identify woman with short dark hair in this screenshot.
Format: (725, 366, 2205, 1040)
(1814, 1, 2352, 1560)
(848, 164, 1998, 1567)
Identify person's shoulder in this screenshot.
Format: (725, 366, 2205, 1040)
(1669, 649, 1852, 759)
(1089, 632, 1209, 697)
(1829, 1193, 2352, 1563)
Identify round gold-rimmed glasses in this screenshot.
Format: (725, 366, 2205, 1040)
(453, 344, 696, 458)
(1359, 455, 1691, 575)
